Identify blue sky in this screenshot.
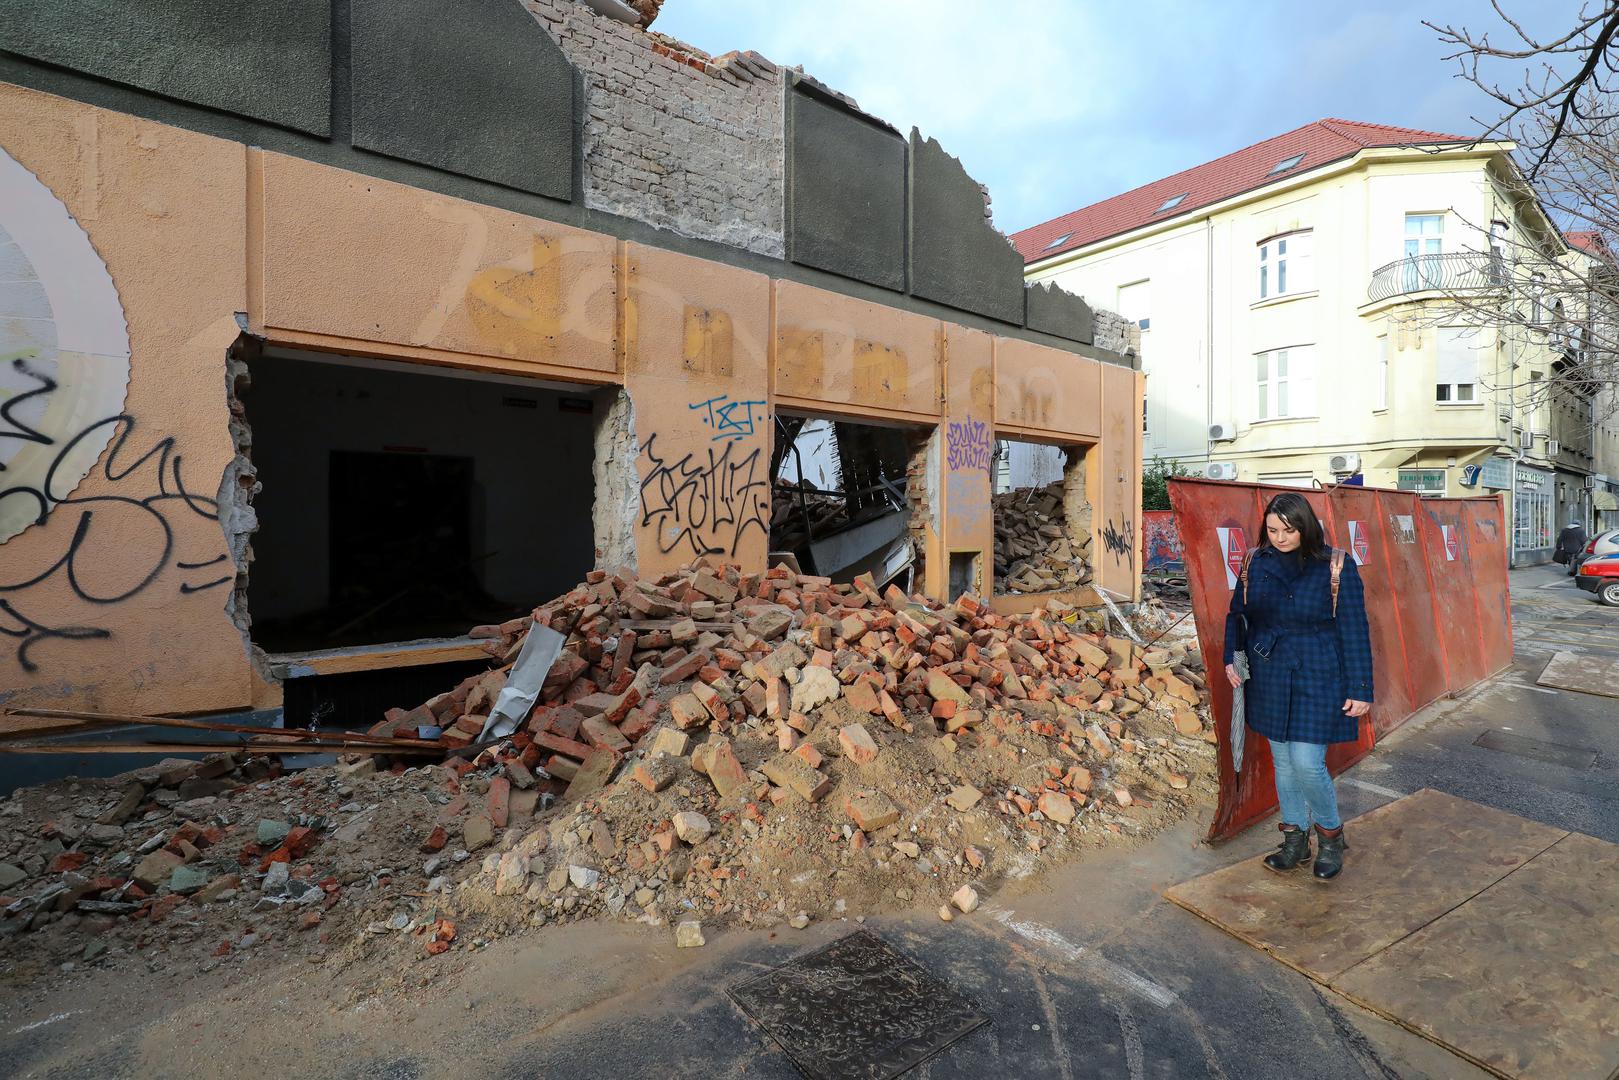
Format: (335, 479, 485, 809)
(655, 1, 1578, 234)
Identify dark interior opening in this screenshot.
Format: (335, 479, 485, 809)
(948, 551, 980, 601)
(244, 351, 599, 653)
(770, 413, 929, 587)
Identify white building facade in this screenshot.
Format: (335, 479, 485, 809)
(1017, 120, 1619, 564)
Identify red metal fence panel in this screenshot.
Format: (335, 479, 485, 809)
(1168, 478, 1512, 841)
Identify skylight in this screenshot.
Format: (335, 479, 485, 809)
(1154, 193, 1188, 214)
(1042, 232, 1074, 250)
(1268, 152, 1307, 175)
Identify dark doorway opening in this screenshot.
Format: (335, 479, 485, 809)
(244, 350, 600, 653)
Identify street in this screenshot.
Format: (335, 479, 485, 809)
(4, 562, 1613, 1079)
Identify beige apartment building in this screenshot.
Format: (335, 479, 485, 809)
(1016, 119, 1619, 564)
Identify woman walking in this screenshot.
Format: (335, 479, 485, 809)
(1223, 493, 1374, 880)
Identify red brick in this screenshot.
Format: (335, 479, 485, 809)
(422, 825, 448, 852)
(49, 852, 88, 874)
(487, 777, 511, 828)
(659, 651, 710, 685)
(582, 714, 631, 754)
(843, 680, 881, 715)
(794, 742, 824, 769)
(532, 731, 594, 761)
(838, 724, 879, 765)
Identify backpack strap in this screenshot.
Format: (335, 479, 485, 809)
(1240, 547, 1259, 605)
(1330, 548, 1345, 617)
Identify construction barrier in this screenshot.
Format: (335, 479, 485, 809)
(1167, 478, 1513, 841)
(1141, 510, 1185, 573)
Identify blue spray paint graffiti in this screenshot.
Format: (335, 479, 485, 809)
(690, 395, 767, 442)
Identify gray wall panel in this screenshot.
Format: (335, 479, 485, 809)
(350, 0, 573, 200)
(1026, 281, 1095, 346)
(909, 132, 1024, 324)
(0, 0, 331, 134)
(788, 84, 905, 291)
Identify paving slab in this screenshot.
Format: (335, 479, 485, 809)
(1537, 650, 1619, 699)
(1165, 788, 1566, 981)
(1333, 830, 1619, 1080)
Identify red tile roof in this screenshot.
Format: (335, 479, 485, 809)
(1566, 230, 1606, 255)
(1014, 119, 1476, 263)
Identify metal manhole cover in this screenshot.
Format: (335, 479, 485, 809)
(728, 930, 990, 1080)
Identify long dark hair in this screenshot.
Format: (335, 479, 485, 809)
(1260, 492, 1329, 560)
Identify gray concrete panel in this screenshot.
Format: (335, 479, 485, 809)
(788, 84, 905, 291)
(350, 0, 573, 200)
(1026, 280, 1095, 346)
(0, 0, 331, 135)
(909, 132, 1024, 324)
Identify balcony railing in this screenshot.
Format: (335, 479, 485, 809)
(1366, 252, 1508, 303)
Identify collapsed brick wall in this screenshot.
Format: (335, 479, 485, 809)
(523, 0, 786, 258)
(993, 446, 1094, 594)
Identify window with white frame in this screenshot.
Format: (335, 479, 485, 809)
(1376, 334, 1389, 411)
(1258, 230, 1313, 299)
(1115, 279, 1150, 333)
(1435, 326, 1480, 403)
(1404, 213, 1445, 291)
(1255, 346, 1316, 420)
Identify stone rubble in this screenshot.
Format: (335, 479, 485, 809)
(994, 482, 1094, 594)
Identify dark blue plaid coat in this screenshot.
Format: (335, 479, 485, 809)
(1222, 547, 1374, 745)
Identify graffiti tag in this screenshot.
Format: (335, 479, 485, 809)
(0, 361, 230, 672)
(1101, 516, 1135, 567)
(689, 395, 767, 443)
(945, 417, 993, 473)
(1141, 511, 1184, 573)
(638, 433, 769, 558)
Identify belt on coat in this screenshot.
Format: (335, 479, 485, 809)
(1249, 621, 1336, 662)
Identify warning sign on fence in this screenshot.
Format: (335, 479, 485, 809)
(1347, 520, 1369, 565)
(1216, 526, 1247, 590)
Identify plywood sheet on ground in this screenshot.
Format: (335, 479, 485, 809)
(1537, 650, 1619, 699)
(1333, 831, 1619, 1080)
(1165, 789, 1566, 981)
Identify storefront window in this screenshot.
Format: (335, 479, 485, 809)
(1513, 469, 1554, 555)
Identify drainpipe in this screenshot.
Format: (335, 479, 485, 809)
(1205, 216, 1215, 468)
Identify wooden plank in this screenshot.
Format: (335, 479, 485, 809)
(989, 586, 1102, 617)
(1332, 831, 1619, 1080)
(0, 740, 440, 756)
(266, 636, 492, 678)
(1164, 789, 1567, 982)
(2, 708, 441, 748)
(1536, 650, 1619, 699)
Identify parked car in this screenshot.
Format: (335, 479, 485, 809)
(1575, 552, 1619, 606)
(1569, 527, 1619, 575)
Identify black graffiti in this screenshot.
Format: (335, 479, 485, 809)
(638, 432, 769, 558)
(1101, 516, 1135, 566)
(1, 358, 230, 672)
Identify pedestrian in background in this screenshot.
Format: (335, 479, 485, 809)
(1223, 493, 1374, 880)
(1555, 519, 1586, 567)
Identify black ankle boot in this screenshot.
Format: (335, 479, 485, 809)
(1263, 825, 1312, 872)
(1313, 825, 1346, 880)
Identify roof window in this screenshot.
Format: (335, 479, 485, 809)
(1154, 193, 1188, 214)
(1268, 152, 1307, 175)
(1042, 232, 1074, 250)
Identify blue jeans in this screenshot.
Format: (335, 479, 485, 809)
(1268, 739, 1342, 831)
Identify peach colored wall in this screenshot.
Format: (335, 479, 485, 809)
(624, 243, 772, 578)
(0, 85, 251, 715)
(994, 338, 1102, 443)
(774, 281, 943, 424)
(0, 85, 1141, 720)
(1095, 364, 1144, 602)
(926, 325, 995, 598)
(251, 152, 619, 384)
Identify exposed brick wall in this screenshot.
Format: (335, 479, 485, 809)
(1092, 309, 1140, 362)
(523, 0, 786, 257)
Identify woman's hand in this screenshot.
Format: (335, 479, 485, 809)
(1226, 664, 1242, 688)
(1342, 699, 1371, 718)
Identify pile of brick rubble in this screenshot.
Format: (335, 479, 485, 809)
(993, 483, 1094, 594)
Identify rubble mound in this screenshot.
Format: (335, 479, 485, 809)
(0, 562, 1212, 974)
(993, 483, 1094, 594)
(405, 561, 1213, 940)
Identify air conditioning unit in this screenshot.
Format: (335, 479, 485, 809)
(1329, 452, 1362, 475)
(1519, 430, 1534, 450)
(1498, 408, 1513, 423)
(1205, 462, 1239, 481)
(1586, 475, 1598, 490)
(1208, 422, 1237, 442)
(1548, 439, 1561, 456)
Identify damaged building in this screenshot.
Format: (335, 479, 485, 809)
(0, 0, 1141, 740)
